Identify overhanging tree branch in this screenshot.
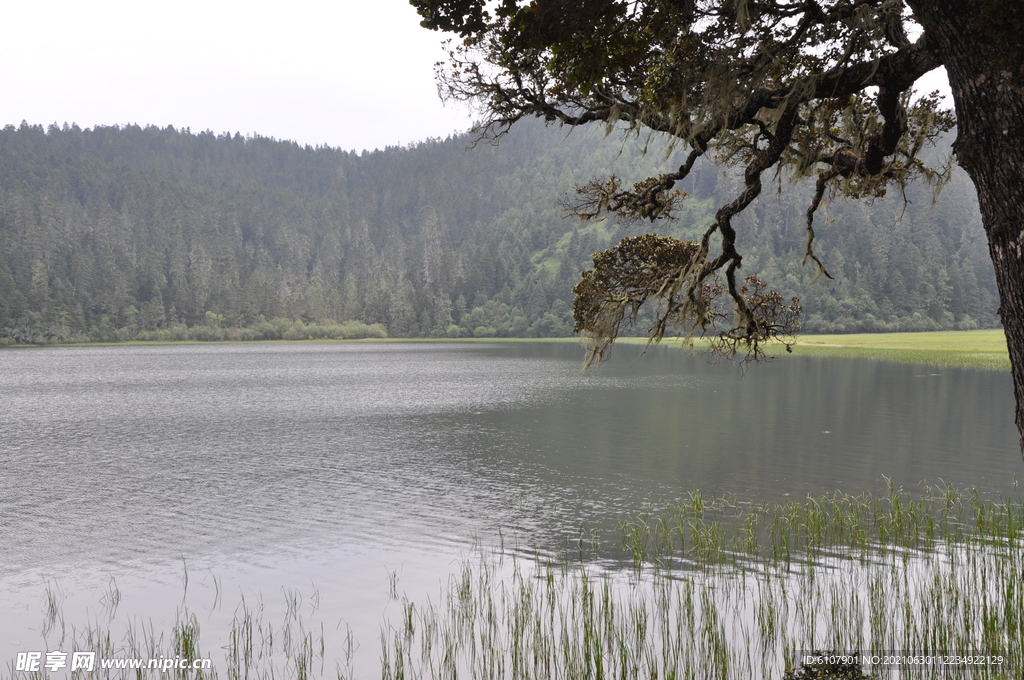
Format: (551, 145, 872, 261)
(416, 0, 953, 363)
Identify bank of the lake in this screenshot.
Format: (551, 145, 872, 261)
(3, 329, 1011, 372)
(610, 329, 1011, 371)
(790, 329, 1009, 370)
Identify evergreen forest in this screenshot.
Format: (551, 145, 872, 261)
(0, 119, 998, 345)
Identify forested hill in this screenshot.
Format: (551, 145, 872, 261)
(0, 120, 998, 344)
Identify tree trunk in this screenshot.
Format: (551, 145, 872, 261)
(908, 0, 1024, 458)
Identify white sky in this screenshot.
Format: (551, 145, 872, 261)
(0, 0, 476, 152)
(0, 1, 949, 153)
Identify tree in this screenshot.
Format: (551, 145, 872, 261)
(410, 0, 1024, 457)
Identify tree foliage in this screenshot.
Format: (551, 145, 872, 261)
(572, 234, 800, 366)
(412, 0, 958, 360)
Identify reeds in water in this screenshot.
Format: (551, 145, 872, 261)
(382, 482, 1024, 679)
(13, 580, 331, 680)
(9, 483, 1023, 679)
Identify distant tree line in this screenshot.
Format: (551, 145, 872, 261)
(0, 120, 998, 345)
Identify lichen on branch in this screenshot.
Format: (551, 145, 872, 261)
(572, 234, 801, 368)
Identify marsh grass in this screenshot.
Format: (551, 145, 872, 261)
(616, 480, 1024, 570)
(10, 483, 1023, 679)
(41, 577, 66, 640)
(381, 483, 1024, 680)
(11, 579, 333, 680)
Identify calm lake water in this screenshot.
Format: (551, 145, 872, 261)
(1, 341, 1020, 675)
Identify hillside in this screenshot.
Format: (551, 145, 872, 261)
(0, 120, 998, 344)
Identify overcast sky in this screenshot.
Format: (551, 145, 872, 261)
(0, 0, 475, 152)
(1, 1, 949, 153)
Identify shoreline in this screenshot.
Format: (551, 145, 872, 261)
(611, 329, 1011, 370)
(1, 329, 1010, 370)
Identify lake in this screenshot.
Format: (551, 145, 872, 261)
(1, 341, 1019, 677)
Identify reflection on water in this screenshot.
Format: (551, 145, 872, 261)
(0, 341, 1019, 674)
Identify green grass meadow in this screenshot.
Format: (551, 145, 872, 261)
(789, 330, 1010, 370)
(612, 329, 1011, 371)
